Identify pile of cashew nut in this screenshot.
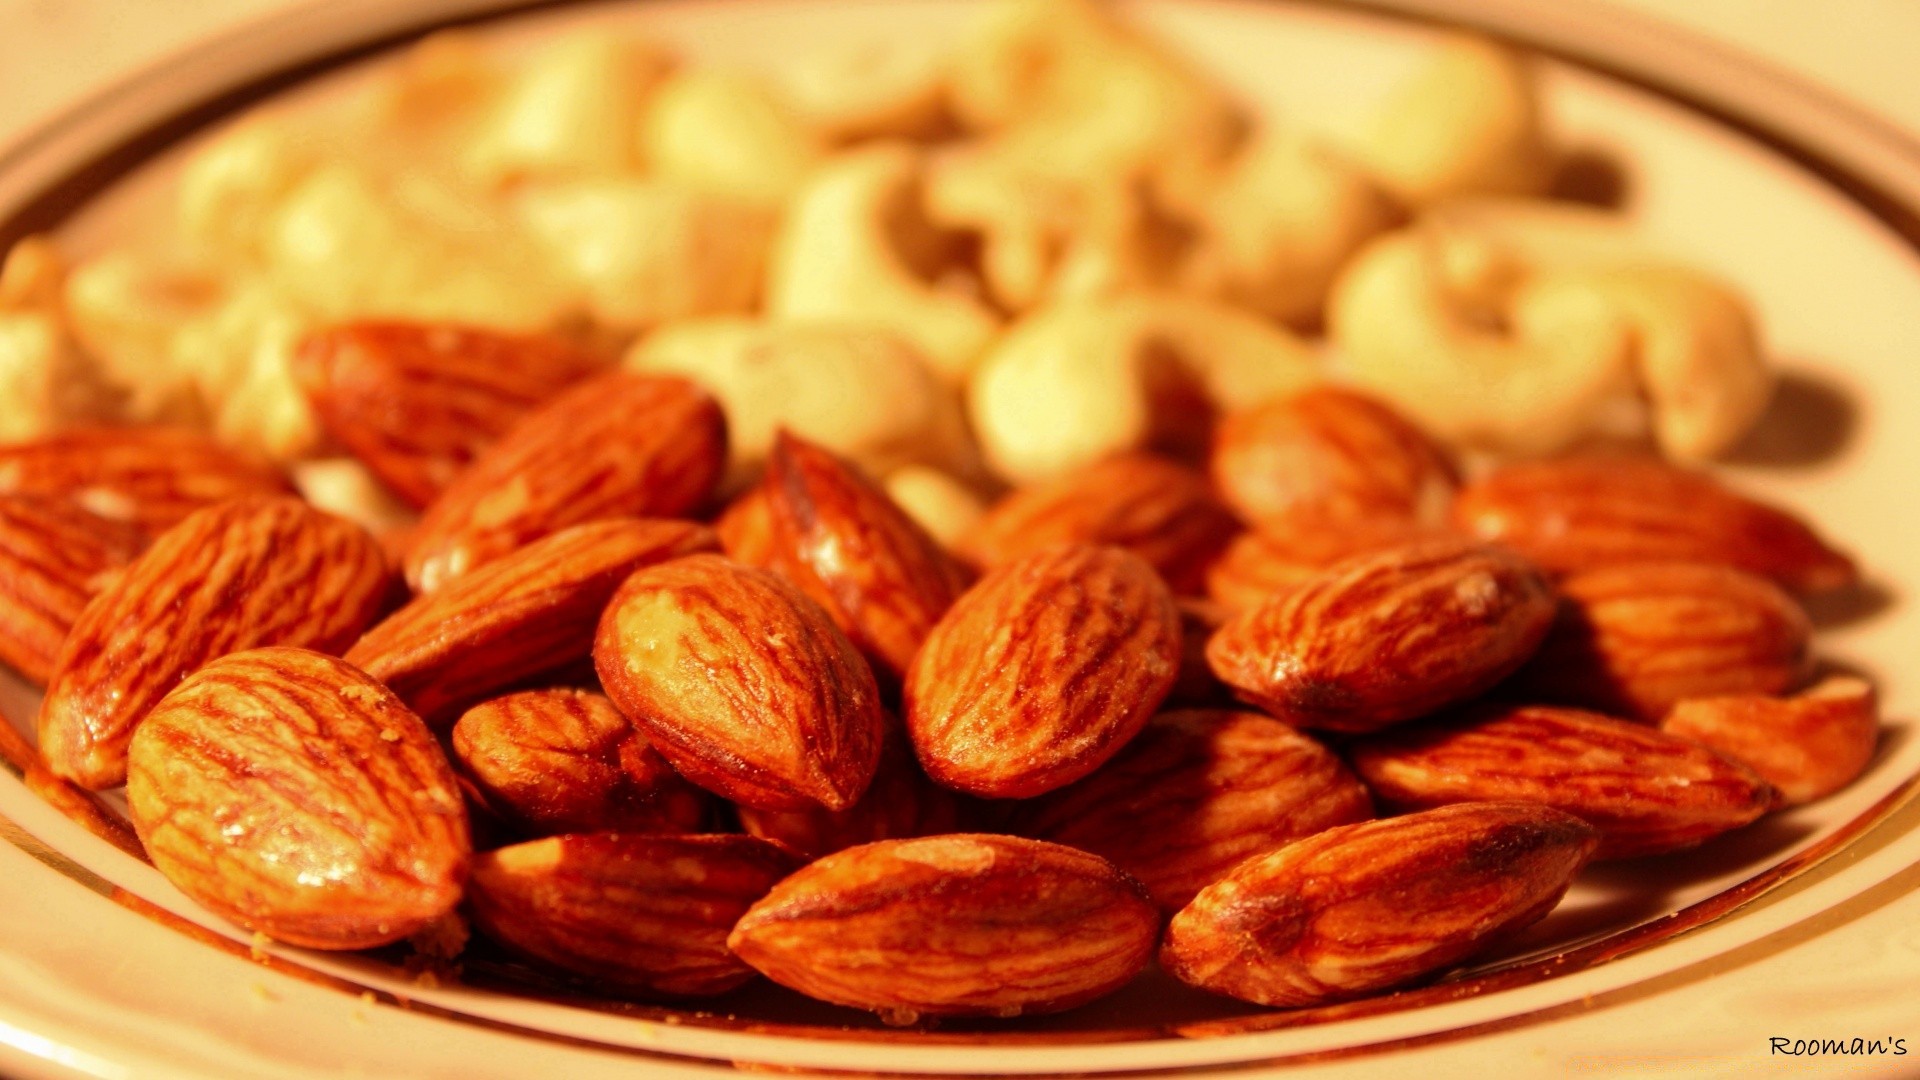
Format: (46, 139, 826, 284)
(0, 0, 1774, 535)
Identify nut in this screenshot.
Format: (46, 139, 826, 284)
(1206, 537, 1555, 732)
(593, 553, 885, 811)
(39, 497, 390, 789)
(1350, 703, 1775, 858)
(0, 425, 291, 540)
(468, 833, 798, 998)
(0, 495, 143, 685)
(638, 70, 824, 206)
(1203, 514, 1454, 612)
(1013, 709, 1372, 911)
(126, 647, 470, 950)
(904, 544, 1181, 798)
(736, 725, 964, 860)
(450, 688, 711, 837)
(406, 372, 726, 592)
(1353, 35, 1550, 205)
(1452, 456, 1858, 596)
(1512, 562, 1812, 721)
(1161, 802, 1596, 1007)
(1663, 676, 1879, 807)
(728, 834, 1159, 1023)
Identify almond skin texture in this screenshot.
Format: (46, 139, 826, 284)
(1350, 703, 1775, 859)
(1205, 515, 1455, 612)
(468, 832, 797, 998)
(1206, 538, 1555, 733)
(1512, 562, 1812, 721)
(295, 321, 603, 507)
(1209, 387, 1459, 528)
(451, 689, 710, 838)
(715, 486, 779, 568)
(0, 426, 291, 539)
(0, 495, 143, 684)
(728, 834, 1159, 1022)
(904, 544, 1182, 799)
(1452, 457, 1856, 596)
(407, 372, 726, 592)
(736, 725, 964, 860)
(125, 647, 470, 950)
(593, 553, 884, 812)
(1013, 710, 1373, 911)
(1663, 677, 1879, 806)
(349, 519, 716, 727)
(762, 432, 969, 683)
(1161, 802, 1598, 1007)
(965, 453, 1238, 594)
(39, 497, 390, 789)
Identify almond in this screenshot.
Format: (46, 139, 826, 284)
(1349, 703, 1775, 858)
(0, 495, 142, 684)
(1209, 387, 1458, 528)
(761, 432, 969, 683)
(1452, 456, 1857, 596)
(904, 544, 1182, 798)
(593, 553, 884, 811)
(0, 704, 144, 860)
(1204, 514, 1454, 612)
(1663, 676, 1879, 806)
(728, 834, 1159, 1023)
(295, 321, 604, 508)
(0, 426, 291, 539)
(450, 689, 711, 838)
(1161, 802, 1598, 1007)
(1205, 538, 1555, 733)
(39, 496, 390, 789)
(736, 725, 964, 860)
(1169, 598, 1234, 706)
(964, 453, 1238, 593)
(406, 372, 726, 592)
(125, 647, 470, 950)
(468, 833, 797, 998)
(1512, 562, 1811, 721)
(1013, 710, 1372, 911)
(714, 486, 778, 568)
(348, 519, 716, 727)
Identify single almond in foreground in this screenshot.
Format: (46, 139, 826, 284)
(1662, 676, 1879, 806)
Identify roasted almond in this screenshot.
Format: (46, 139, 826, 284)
(1205, 538, 1555, 733)
(1204, 514, 1454, 612)
(0, 495, 142, 684)
(125, 647, 470, 950)
(904, 544, 1182, 798)
(761, 431, 969, 683)
(728, 834, 1159, 1023)
(593, 554, 885, 811)
(348, 519, 716, 727)
(1209, 386, 1458, 528)
(0, 425, 291, 539)
(1452, 456, 1857, 596)
(407, 372, 726, 592)
(468, 832, 797, 997)
(965, 453, 1238, 593)
(736, 725, 964, 860)
(39, 497, 390, 789)
(1511, 562, 1811, 721)
(714, 486, 778, 568)
(450, 689, 711, 837)
(1349, 703, 1775, 858)
(1013, 710, 1372, 911)
(1663, 676, 1879, 806)
(1161, 802, 1597, 1007)
(295, 321, 604, 507)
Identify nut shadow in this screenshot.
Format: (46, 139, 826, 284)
(1725, 368, 1859, 467)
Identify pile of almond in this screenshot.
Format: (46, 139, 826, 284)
(0, 320, 1872, 1023)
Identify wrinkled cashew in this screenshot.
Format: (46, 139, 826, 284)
(774, 42, 950, 142)
(639, 71, 824, 206)
(883, 465, 989, 552)
(968, 294, 1321, 484)
(1181, 135, 1399, 327)
(1354, 35, 1549, 207)
(764, 145, 999, 383)
(626, 317, 974, 491)
(464, 33, 671, 183)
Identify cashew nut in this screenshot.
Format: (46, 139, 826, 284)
(464, 33, 671, 183)
(968, 294, 1321, 484)
(764, 144, 1000, 383)
(626, 317, 974, 491)
(63, 252, 223, 425)
(883, 465, 989, 553)
(1353, 34, 1549, 207)
(774, 42, 950, 142)
(0, 235, 66, 312)
(167, 281, 322, 462)
(291, 457, 416, 537)
(177, 117, 320, 266)
(0, 239, 115, 440)
(639, 70, 825, 206)
(1180, 135, 1400, 327)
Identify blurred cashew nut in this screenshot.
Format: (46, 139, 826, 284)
(639, 71, 825, 206)
(1354, 35, 1550, 206)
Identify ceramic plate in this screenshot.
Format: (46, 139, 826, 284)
(3, 1, 1919, 1076)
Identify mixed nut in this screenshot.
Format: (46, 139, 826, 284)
(0, 0, 1883, 1030)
